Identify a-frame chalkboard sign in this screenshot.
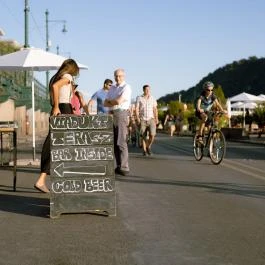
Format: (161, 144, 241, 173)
(49, 114, 116, 218)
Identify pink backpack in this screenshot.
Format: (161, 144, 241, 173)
(71, 92, 81, 115)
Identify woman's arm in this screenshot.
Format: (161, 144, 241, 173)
(214, 99, 225, 112)
(196, 98, 203, 113)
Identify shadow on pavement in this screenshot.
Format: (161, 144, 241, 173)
(0, 191, 49, 218)
(116, 175, 265, 199)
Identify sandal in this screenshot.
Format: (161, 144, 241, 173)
(34, 184, 50, 193)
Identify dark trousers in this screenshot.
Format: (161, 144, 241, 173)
(40, 103, 73, 174)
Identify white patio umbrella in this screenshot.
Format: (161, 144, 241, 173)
(228, 92, 265, 128)
(0, 47, 88, 160)
(231, 101, 257, 109)
(229, 92, 265, 103)
(258, 94, 265, 100)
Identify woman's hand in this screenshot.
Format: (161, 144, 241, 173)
(52, 106, 61, 116)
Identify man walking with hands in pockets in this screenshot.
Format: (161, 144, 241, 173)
(104, 69, 132, 176)
(135, 84, 158, 156)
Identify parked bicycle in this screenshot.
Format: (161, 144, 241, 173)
(193, 111, 226, 165)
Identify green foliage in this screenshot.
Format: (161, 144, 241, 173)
(168, 100, 183, 115)
(252, 103, 265, 126)
(0, 42, 19, 55)
(0, 42, 27, 86)
(158, 56, 265, 104)
(214, 85, 226, 105)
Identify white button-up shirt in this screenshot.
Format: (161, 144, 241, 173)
(107, 81, 132, 110)
(136, 94, 157, 121)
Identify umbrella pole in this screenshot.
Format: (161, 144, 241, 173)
(31, 78, 36, 161)
(226, 99, 231, 128)
(243, 104, 246, 129)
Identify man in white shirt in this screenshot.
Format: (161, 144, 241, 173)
(104, 69, 132, 176)
(135, 85, 158, 156)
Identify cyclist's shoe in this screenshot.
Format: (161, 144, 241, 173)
(196, 135, 204, 145)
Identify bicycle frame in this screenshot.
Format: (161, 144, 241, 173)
(193, 111, 226, 164)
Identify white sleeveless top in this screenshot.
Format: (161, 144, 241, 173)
(59, 74, 73, 103)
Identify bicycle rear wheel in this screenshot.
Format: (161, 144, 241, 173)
(193, 134, 204, 161)
(209, 129, 226, 164)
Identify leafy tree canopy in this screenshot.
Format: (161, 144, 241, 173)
(158, 56, 264, 104)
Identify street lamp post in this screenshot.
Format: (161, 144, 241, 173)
(45, 9, 67, 99)
(24, 0, 30, 48)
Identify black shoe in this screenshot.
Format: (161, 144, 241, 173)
(143, 151, 147, 156)
(115, 167, 120, 174)
(116, 168, 129, 176)
(146, 147, 152, 156)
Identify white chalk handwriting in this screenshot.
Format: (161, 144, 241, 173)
(50, 115, 112, 130)
(51, 131, 113, 146)
(51, 178, 114, 193)
(51, 147, 113, 162)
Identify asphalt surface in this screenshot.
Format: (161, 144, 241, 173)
(0, 133, 264, 265)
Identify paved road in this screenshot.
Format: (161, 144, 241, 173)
(0, 134, 265, 265)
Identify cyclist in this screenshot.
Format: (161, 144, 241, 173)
(195, 81, 225, 144)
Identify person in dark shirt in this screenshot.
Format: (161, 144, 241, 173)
(195, 81, 225, 144)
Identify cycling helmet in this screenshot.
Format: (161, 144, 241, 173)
(203, 81, 214, 90)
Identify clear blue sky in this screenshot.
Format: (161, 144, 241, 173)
(1, 0, 265, 101)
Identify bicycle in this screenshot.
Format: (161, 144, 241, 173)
(193, 111, 226, 165)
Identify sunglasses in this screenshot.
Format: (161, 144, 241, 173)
(206, 88, 213, 92)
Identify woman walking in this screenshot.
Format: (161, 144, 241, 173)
(34, 59, 79, 193)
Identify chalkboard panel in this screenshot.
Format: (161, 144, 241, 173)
(50, 115, 116, 218)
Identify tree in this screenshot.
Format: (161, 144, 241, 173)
(214, 84, 226, 105)
(168, 100, 183, 115)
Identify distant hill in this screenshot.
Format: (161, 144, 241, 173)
(158, 56, 265, 104)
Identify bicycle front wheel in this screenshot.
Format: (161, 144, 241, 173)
(209, 129, 226, 165)
(193, 134, 204, 161)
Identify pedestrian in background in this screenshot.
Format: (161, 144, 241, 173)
(135, 84, 158, 156)
(164, 112, 176, 136)
(87, 79, 113, 114)
(175, 108, 184, 136)
(34, 59, 79, 193)
(104, 69, 131, 176)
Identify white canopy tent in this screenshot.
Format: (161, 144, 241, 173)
(227, 92, 265, 128)
(229, 92, 264, 103)
(0, 47, 88, 160)
(230, 101, 257, 109)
